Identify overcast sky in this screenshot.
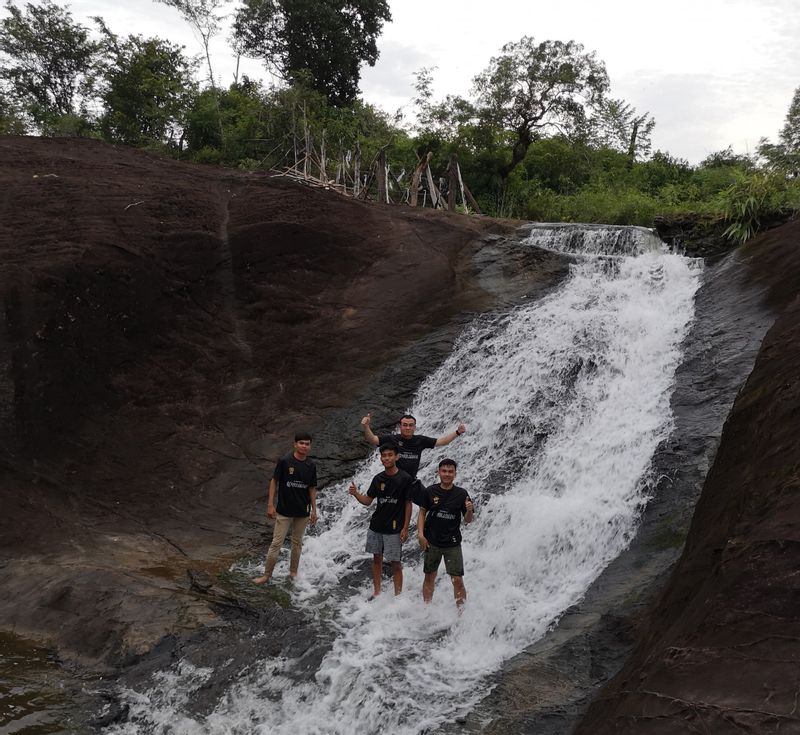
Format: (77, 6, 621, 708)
(20, 0, 800, 163)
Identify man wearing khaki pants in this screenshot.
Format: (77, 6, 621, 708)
(253, 432, 318, 584)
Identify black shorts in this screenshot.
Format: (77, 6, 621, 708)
(423, 543, 464, 576)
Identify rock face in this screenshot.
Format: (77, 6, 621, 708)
(0, 136, 566, 672)
(575, 219, 800, 733)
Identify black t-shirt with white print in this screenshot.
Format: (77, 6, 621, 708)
(273, 453, 317, 517)
(366, 468, 413, 534)
(378, 433, 437, 478)
(420, 483, 472, 548)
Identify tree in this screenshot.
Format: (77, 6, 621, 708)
(591, 97, 655, 164)
(0, 0, 100, 131)
(232, 0, 391, 106)
(758, 86, 800, 176)
(472, 37, 609, 179)
(699, 145, 754, 170)
(154, 0, 228, 88)
(96, 24, 196, 147)
(0, 88, 26, 134)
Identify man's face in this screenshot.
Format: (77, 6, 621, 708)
(399, 418, 416, 440)
(380, 449, 398, 469)
(438, 464, 456, 487)
(294, 439, 312, 458)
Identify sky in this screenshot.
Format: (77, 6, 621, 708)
(16, 0, 800, 163)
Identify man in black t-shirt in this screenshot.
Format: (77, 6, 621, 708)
(417, 458, 474, 608)
(349, 442, 413, 597)
(360, 413, 467, 500)
(253, 432, 318, 585)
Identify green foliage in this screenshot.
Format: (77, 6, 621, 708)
(0, 0, 100, 132)
(0, 89, 26, 134)
(590, 97, 655, 161)
(232, 0, 392, 106)
(97, 28, 196, 147)
(720, 172, 796, 245)
(472, 37, 609, 179)
(758, 86, 800, 175)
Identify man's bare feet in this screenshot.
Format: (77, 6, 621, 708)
(252, 575, 271, 585)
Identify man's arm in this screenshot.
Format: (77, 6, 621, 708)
(348, 482, 374, 506)
(435, 422, 467, 447)
(417, 507, 428, 549)
(266, 478, 278, 519)
(400, 499, 412, 543)
(361, 413, 380, 446)
(464, 497, 474, 524)
(309, 487, 318, 525)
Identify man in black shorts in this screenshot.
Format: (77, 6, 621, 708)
(349, 442, 414, 597)
(253, 432, 318, 585)
(417, 458, 474, 608)
(360, 413, 467, 497)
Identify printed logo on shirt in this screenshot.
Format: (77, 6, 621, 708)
(289, 467, 295, 475)
(380, 483, 385, 492)
(433, 496, 440, 505)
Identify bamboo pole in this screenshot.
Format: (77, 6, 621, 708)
(410, 152, 432, 207)
(448, 153, 458, 211)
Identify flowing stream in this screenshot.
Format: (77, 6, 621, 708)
(108, 225, 702, 735)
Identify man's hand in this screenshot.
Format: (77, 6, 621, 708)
(348, 482, 359, 497)
(361, 413, 371, 427)
(267, 503, 277, 520)
(456, 422, 467, 436)
(418, 533, 429, 550)
(465, 499, 474, 513)
(400, 526, 409, 543)
(310, 510, 318, 525)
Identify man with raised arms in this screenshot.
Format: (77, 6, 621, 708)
(349, 442, 413, 598)
(360, 413, 467, 489)
(253, 432, 318, 585)
(417, 458, 474, 608)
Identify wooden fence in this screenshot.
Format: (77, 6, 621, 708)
(264, 125, 482, 214)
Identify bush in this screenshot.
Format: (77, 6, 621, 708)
(719, 172, 797, 244)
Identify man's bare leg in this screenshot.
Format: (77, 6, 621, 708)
(371, 554, 383, 597)
(391, 561, 403, 595)
(422, 571, 437, 603)
(452, 576, 467, 609)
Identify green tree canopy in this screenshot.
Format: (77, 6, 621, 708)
(0, 0, 100, 131)
(472, 37, 609, 178)
(758, 86, 800, 175)
(96, 25, 196, 148)
(232, 0, 391, 105)
(590, 97, 655, 162)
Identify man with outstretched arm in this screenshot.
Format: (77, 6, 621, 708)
(253, 432, 318, 585)
(417, 458, 474, 608)
(349, 442, 413, 598)
(360, 413, 467, 493)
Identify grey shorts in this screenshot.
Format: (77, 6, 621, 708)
(423, 543, 464, 576)
(365, 529, 402, 562)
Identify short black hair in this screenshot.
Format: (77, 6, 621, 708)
(438, 458, 457, 470)
(378, 441, 399, 454)
(400, 414, 416, 423)
(294, 431, 312, 442)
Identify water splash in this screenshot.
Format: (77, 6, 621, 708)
(108, 229, 702, 735)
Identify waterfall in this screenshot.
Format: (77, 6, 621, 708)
(108, 227, 702, 735)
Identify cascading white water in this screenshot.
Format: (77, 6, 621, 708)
(108, 228, 702, 735)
